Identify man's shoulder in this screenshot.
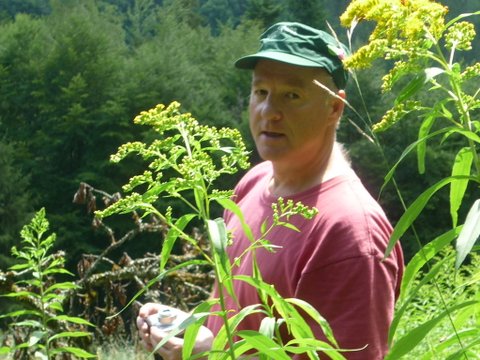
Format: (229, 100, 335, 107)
(231, 161, 271, 204)
(237, 161, 271, 187)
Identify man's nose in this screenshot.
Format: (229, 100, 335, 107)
(260, 95, 282, 121)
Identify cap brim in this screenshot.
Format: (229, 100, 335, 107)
(235, 51, 323, 69)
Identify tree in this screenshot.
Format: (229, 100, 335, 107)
(0, 0, 50, 22)
(244, 0, 283, 28)
(283, 0, 327, 30)
(0, 140, 33, 268)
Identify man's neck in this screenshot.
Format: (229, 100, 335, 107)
(268, 143, 351, 198)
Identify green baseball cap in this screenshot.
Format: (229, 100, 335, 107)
(235, 22, 349, 89)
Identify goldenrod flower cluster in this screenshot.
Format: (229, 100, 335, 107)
(372, 100, 421, 132)
(445, 21, 476, 51)
(341, 0, 447, 70)
(340, 0, 479, 132)
(98, 102, 250, 218)
(461, 63, 480, 81)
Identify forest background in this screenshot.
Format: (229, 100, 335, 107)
(0, 0, 479, 339)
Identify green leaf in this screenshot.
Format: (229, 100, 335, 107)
(399, 228, 460, 303)
(258, 317, 276, 338)
(382, 127, 452, 192)
(385, 301, 478, 359)
(388, 255, 451, 346)
(455, 199, 480, 269)
(445, 332, 480, 360)
(183, 300, 216, 359)
(29, 331, 46, 346)
(48, 331, 92, 342)
(279, 222, 300, 232)
(384, 175, 477, 258)
(50, 347, 96, 358)
(442, 128, 480, 144)
(208, 217, 236, 301)
(0, 309, 42, 319)
(212, 304, 264, 350)
(215, 198, 255, 242)
(208, 218, 228, 255)
(0, 347, 11, 355)
(50, 315, 94, 326)
(235, 276, 316, 343)
(284, 338, 347, 359)
(47, 301, 64, 312)
(160, 213, 195, 272)
(44, 281, 78, 294)
(12, 319, 43, 328)
(8, 263, 32, 271)
(43, 268, 74, 276)
(450, 148, 473, 228)
(417, 113, 437, 174)
(395, 67, 444, 105)
(445, 10, 480, 28)
(286, 298, 338, 347)
(2, 290, 41, 299)
(237, 330, 291, 360)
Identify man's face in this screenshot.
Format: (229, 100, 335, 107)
(249, 60, 345, 166)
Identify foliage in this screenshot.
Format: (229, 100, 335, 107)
(340, 0, 480, 358)
(96, 102, 347, 359)
(0, 140, 33, 269)
(0, 208, 95, 359)
(391, 245, 480, 359)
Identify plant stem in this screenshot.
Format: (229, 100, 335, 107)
(211, 254, 237, 360)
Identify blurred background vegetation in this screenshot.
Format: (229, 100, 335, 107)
(0, 0, 478, 272)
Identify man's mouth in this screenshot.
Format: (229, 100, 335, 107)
(261, 131, 284, 138)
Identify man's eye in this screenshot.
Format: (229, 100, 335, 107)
(254, 89, 268, 96)
(286, 92, 300, 99)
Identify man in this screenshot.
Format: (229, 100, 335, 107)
(137, 22, 404, 359)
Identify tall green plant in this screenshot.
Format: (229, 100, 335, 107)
(340, 0, 480, 357)
(0, 208, 95, 359)
(97, 102, 347, 359)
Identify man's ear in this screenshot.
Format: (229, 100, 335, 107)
(329, 90, 346, 126)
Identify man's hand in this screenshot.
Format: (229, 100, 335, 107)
(137, 302, 213, 360)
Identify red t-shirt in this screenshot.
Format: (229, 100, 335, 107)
(206, 161, 404, 359)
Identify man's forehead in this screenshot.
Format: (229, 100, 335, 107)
(252, 60, 331, 86)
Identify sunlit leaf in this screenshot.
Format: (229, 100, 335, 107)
(44, 282, 78, 294)
(417, 112, 437, 174)
(386, 301, 478, 359)
(445, 333, 480, 360)
(237, 330, 291, 360)
(389, 255, 450, 346)
(160, 213, 195, 272)
(50, 347, 96, 358)
(212, 304, 264, 350)
(385, 175, 476, 259)
(183, 300, 216, 359)
(395, 68, 444, 105)
(48, 331, 92, 341)
(450, 148, 473, 227)
(455, 199, 480, 269)
(0, 309, 42, 319)
(284, 338, 348, 359)
(286, 298, 337, 346)
(215, 198, 255, 242)
(50, 315, 93, 326)
(382, 127, 452, 192)
(259, 317, 276, 338)
(29, 331, 45, 346)
(402, 228, 460, 302)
